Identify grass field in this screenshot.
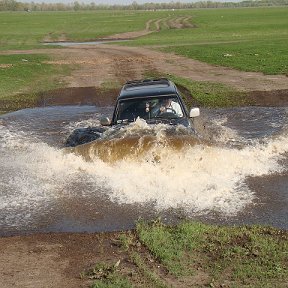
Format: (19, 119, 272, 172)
(1, 8, 287, 74)
(82, 220, 288, 288)
(0, 54, 70, 111)
(0, 10, 153, 50)
(0, 54, 67, 97)
(131, 7, 288, 45)
(129, 7, 288, 75)
(0, 7, 287, 107)
(162, 39, 288, 75)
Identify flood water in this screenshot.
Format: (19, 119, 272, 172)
(0, 105, 287, 236)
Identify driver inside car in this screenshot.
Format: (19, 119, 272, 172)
(159, 98, 183, 117)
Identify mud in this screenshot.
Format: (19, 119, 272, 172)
(38, 87, 118, 107)
(1, 86, 287, 115)
(38, 86, 288, 109)
(0, 232, 125, 288)
(247, 89, 288, 107)
(71, 133, 200, 163)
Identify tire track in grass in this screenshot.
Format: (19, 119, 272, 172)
(102, 16, 196, 40)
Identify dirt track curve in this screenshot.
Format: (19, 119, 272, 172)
(2, 43, 287, 97)
(40, 44, 288, 93)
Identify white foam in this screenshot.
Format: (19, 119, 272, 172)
(64, 116, 101, 133)
(210, 116, 242, 143)
(100, 135, 287, 215)
(0, 122, 287, 223)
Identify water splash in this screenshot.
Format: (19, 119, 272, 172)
(1, 120, 287, 218)
(0, 106, 287, 233)
(69, 118, 200, 162)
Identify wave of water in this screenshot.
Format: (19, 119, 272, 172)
(0, 116, 287, 227)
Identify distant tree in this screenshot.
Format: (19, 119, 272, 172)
(0, 0, 19, 11)
(131, 1, 139, 10)
(73, 1, 80, 11)
(0, 0, 287, 12)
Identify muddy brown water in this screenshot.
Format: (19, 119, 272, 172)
(0, 96, 287, 236)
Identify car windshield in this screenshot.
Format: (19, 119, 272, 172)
(116, 96, 184, 123)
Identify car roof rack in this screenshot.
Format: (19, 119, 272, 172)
(125, 78, 170, 86)
(118, 78, 177, 99)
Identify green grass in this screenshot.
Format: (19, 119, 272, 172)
(130, 7, 288, 45)
(0, 10, 154, 50)
(2, 8, 286, 50)
(0, 54, 70, 111)
(83, 220, 288, 288)
(92, 279, 131, 288)
(136, 220, 203, 277)
(170, 74, 247, 108)
(145, 71, 247, 107)
(129, 7, 288, 75)
(81, 262, 132, 288)
(136, 220, 288, 286)
(0, 8, 287, 75)
(0, 54, 60, 98)
(0, 7, 287, 112)
(162, 39, 288, 75)
(130, 252, 168, 288)
(91, 275, 132, 288)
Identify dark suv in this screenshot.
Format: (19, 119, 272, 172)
(66, 78, 199, 147)
(101, 78, 199, 127)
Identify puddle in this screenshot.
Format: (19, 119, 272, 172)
(0, 104, 287, 236)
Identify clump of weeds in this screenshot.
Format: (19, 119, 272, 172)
(81, 220, 288, 288)
(81, 261, 132, 288)
(136, 220, 288, 287)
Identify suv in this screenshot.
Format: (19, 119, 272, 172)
(65, 78, 199, 147)
(101, 78, 199, 127)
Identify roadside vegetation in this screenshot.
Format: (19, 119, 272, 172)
(171, 75, 248, 108)
(0, 54, 70, 112)
(80, 220, 288, 288)
(145, 71, 247, 107)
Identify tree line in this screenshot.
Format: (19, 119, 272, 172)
(0, 0, 287, 11)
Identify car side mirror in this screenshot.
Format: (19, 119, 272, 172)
(189, 108, 200, 118)
(100, 117, 111, 126)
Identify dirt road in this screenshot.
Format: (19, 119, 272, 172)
(46, 44, 288, 92)
(0, 232, 128, 288)
(2, 44, 288, 93)
(0, 43, 287, 287)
